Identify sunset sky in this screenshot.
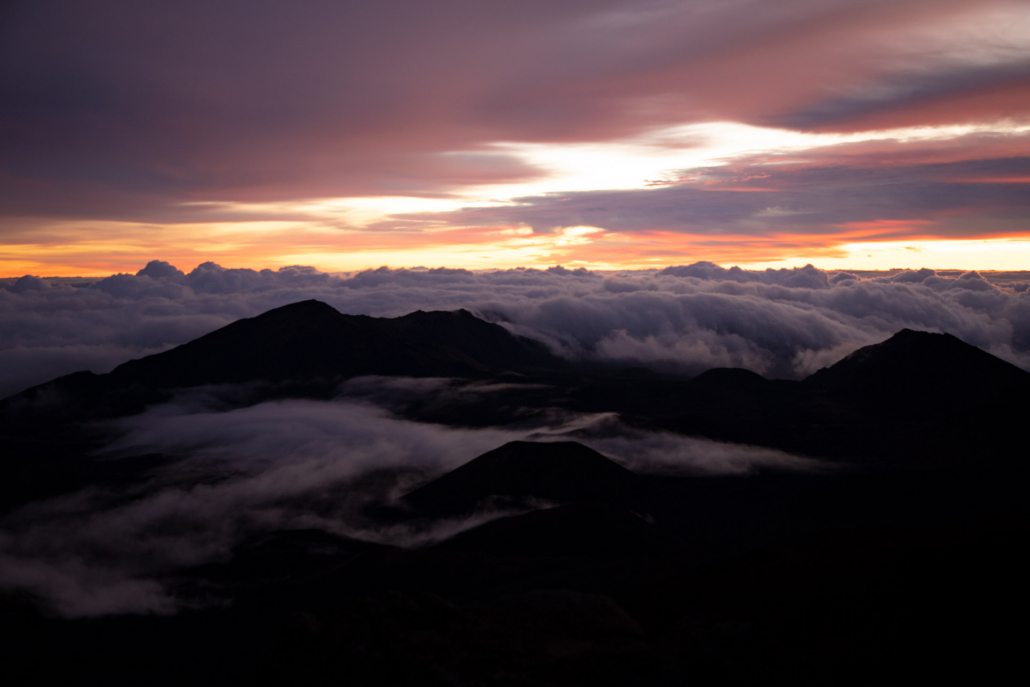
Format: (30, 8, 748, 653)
(2, 0, 1030, 276)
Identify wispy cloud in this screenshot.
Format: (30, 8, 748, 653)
(0, 389, 817, 616)
(3, 1, 1030, 272)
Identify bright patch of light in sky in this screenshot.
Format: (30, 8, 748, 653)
(743, 237, 1030, 272)
(148, 118, 1030, 276)
(9, 112, 1030, 277)
(276, 225, 612, 272)
(288, 120, 1030, 226)
(488, 121, 1030, 198)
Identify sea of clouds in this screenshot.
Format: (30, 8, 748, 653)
(3, 259, 1030, 398)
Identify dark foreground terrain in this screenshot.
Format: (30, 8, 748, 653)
(2, 301, 1029, 685)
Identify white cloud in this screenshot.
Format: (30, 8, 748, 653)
(3, 260, 1030, 398)
(0, 390, 818, 616)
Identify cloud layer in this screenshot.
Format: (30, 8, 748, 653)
(0, 396, 522, 616)
(3, 0, 1028, 217)
(3, 259, 1030, 398)
(415, 148, 1030, 240)
(0, 390, 812, 616)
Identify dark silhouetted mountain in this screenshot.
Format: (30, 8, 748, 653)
(404, 441, 639, 516)
(107, 300, 562, 388)
(688, 367, 774, 393)
(0, 301, 568, 424)
(5, 313, 1030, 685)
(659, 328, 1030, 467)
(438, 503, 675, 558)
(804, 328, 1030, 412)
(5, 312, 1030, 517)
(798, 328, 1030, 465)
(0, 304, 570, 508)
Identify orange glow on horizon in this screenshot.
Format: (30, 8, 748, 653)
(6, 218, 1030, 278)
(6, 116, 1027, 279)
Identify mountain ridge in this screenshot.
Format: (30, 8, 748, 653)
(5, 304, 1030, 475)
(1, 301, 567, 415)
(9, 306, 1029, 408)
(4, 309, 1030, 684)
(403, 440, 639, 516)
(107, 299, 562, 388)
(804, 328, 1030, 394)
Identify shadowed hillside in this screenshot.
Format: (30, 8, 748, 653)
(0, 301, 567, 424)
(3, 304, 1030, 685)
(404, 441, 639, 516)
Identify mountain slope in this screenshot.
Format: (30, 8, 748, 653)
(659, 328, 1030, 467)
(804, 328, 1030, 399)
(438, 503, 675, 558)
(107, 300, 561, 388)
(404, 441, 639, 516)
(1, 301, 567, 418)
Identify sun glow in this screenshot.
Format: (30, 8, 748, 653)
(7, 215, 1030, 277)
(477, 120, 1030, 199)
(5, 121, 1030, 277)
(176, 120, 1030, 233)
(792, 237, 1030, 272)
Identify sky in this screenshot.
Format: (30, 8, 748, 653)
(2, 0, 1030, 276)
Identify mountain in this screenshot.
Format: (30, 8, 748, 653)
(0, 303, 571, 506)
(107, 300, 562, 388)
(438, 503, 675, 558)
(806, 329, 1028, 389)
(403, 441, 639, 516)
(5, 312, 1030, 685)
(0, 301, 568, 422)
(688, 367, 774, 393)
(658, 328, 1030, 467)
(803, 328, 1030, 414)
(5, 309, 1030, 513)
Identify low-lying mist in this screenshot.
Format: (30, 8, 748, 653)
(0, 381, 814, 618)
